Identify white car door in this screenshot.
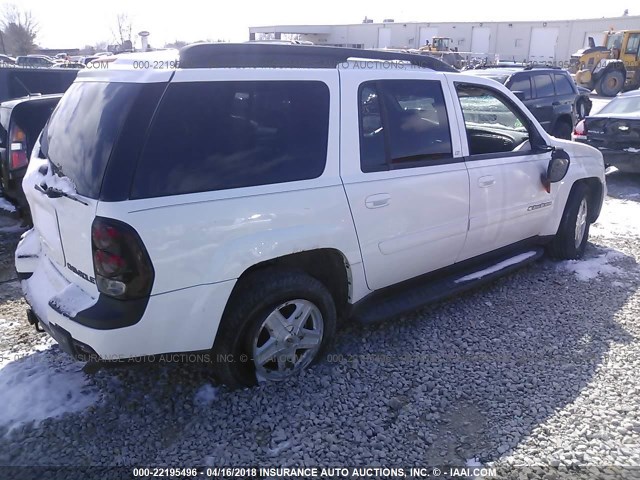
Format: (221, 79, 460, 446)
(340, 66, 470, 291)
(445, 75, 555, 261)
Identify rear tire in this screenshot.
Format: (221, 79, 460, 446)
(211, 268, 337, 389)
(576, 98, 590, 119)
(547, 183, 590, 260)
(595, 70, 625, 97)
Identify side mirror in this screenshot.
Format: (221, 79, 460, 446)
(542, 149, 570, 192)
(512, 91, 526, 101)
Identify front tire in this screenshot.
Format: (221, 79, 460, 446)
(211, 268, 337, 388)
(547, 183, 590, 260)
(595, 70, 625, 97)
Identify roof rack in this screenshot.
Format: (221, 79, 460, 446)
(178, 43, 457, 72)
(523, 65, 562, 70)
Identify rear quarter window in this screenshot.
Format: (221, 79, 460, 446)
(131, 81, 330, 199)
(554, 74, 575, 96)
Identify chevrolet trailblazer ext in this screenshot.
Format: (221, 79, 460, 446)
(15, 44, 605, 387)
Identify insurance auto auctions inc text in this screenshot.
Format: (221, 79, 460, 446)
(219, 466, 497, 478)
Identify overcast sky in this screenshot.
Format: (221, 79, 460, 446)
(11, 0, 636, 49)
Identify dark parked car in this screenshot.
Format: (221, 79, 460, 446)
(0, 54, 16, 65)
(0, 67, 78, 103)
(15, 55, 58, 68)
(574, 90, 640, 173)
(466, 67, 586, 139)
(0, 94, 62, 214)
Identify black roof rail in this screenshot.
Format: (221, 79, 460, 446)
(178, 43, 457, 72)
(523, 65, 562, 70)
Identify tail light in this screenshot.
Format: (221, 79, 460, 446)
(91, 217, 154, 300)
(9, 124, 28, 170)
(573, 119, 586, 138)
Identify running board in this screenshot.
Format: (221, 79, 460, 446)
(350, 247, 545, 324)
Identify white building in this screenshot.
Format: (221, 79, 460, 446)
(249, 15, 640, 63)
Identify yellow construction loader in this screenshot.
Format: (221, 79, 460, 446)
(570, 30, 640, 96)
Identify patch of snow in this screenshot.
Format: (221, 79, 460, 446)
(624, 147, 640, 153)
(0, 197, 16, 213)
(267, 440, 292, 456)
(561, 250, 624, 282)
(591, 197, 640, 238)
(455, 251, 537, 283)
(41, 164, 77, 195)
(0, 317, 99, 434)
(193, 383, 218, 406)
(16, 228, 41, 257)
(49, 283, 97, 318)
(466, 457, 483, 467)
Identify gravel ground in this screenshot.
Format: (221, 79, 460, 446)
(0, 171, 639, 479)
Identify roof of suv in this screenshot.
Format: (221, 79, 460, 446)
(179, 43, 457, 70)
(95, 43, 457, 72)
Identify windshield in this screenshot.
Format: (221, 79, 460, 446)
(40, 81, 142, 198)
(606, 33, 623, 50)
(598, 96, 640, 116)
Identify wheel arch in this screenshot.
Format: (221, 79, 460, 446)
(594, 60, 627, 80)
(231, 248, 352, 319)
(541, 175, 605, 237)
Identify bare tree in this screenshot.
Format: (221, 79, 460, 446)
(113, 13, 133, 51)
(93, 41, 108, 53)
(0, 4, 38, 55)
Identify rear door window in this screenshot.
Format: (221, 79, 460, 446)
(532, 74, 555, 98)
(554, 74, 575, 96)
(358, 79, 453, 172)
(132, 81, 330, 199)
(508, 75, 532, 100)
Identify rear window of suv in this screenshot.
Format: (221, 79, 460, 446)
(41, 81, 142, 198)
(131, 80, 330, 199)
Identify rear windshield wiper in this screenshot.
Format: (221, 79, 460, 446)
(34, 183, 88, 206)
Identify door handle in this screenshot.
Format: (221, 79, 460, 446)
(365, 193, 391, 209)
(552, 101, 561, 106)
(478, 176, 495, 188)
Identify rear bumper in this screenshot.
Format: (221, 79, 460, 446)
(598, 149, 640, 173)
(0, 166, 27, 211)
(575, 140, 640, 173)
(27, 308, 99, 361)
(15, 229, 236, 360)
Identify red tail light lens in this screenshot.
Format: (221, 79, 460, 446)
(573, 119, 586, 137)
(9, 124, 28, 170)
(91, 217, 154, 300)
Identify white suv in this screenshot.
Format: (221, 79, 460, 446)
(15, 44, 605, 388)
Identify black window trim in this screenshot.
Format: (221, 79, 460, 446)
(454, 81, 548, 162)
(357, 79, 459, 173)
